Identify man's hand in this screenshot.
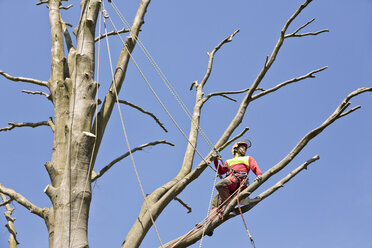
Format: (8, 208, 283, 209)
(254, 175, 262, 183)
(211, 151, 222, 161)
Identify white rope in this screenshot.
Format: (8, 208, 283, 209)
(110, 0, 217, 152)
(103, 3, 216, 172)
(102, 2, 165, 246)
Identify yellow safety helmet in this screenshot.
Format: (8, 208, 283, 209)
(231, 141, 250, 155)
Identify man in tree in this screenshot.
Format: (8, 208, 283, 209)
(208, 141, 263, 228)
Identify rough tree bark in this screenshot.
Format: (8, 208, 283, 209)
(0, 0, 370, 248)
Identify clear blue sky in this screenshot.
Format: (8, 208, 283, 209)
(0, 0, 371, 247)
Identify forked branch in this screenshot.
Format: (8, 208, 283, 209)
(1, 193, 19, 247)
(285, 18, 329, 38)
(251, 66, 328, 100)
(0, 118, 55, 132)
(200, 29, 240, 88)
(0, 184, 47, 219)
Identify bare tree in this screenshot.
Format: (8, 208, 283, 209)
(0, 0, 370, 248)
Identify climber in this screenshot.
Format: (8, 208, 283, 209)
(206, 140, 262, 236)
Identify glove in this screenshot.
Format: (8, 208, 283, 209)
(254, 175, 262, 183)
(211, 151, 222, 161)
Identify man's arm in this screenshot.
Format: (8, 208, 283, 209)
(249, 156, 263, 182)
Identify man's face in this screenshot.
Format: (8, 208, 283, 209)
(236, 144, 247, 156)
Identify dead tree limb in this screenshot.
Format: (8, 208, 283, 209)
(174, 196, 192, 214)
(200, 29, 240, 88)
(1, 193, 19, 248)
(92, 0, 151, 166)
(285, 18, 329, 38)
(91, 140, 174, 182)
(0, 70, 48, 87)
(22, 90, 51, 101)
(231, 155, 320, 216)
(0, 184, 48, 219)
(95, 27, 130, 42)
(251, 66, 328, 101)
(119, 100, 168, 133)
(219, 127, 250, 152)
(0, 118, 55, 132)
(163, 155, 320, 248)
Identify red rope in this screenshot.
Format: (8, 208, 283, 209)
(167, 178, 249, 248)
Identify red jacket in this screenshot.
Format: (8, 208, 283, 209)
(214, 156, 262, 177)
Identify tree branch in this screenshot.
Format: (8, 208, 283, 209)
(232, 155, 320, 215)
(95, 27, 130, 42)
(219, 127, 249, 152)
(174, 196, 192, 214)
(285, 18, 329, 38)
(162, 86, 371, 247)
(22, 90, 51, 100)
(59, 4, 73, 10)
(0, 70, 48, 87)
(200, 29, 240, 88)
(202, 87, 266, 104)
(92, 0, 151, 167)
(0, 184, 47, 219)
(1, 193, 19, 247)
(251, 66, 328, 101)
(0, 118, 55, 132)
(339, 105, 361, 118)
(118, 100, 168, 133)
(61, 18, 74, 52)
(163, 155, 320, 248)
(91, 140, 174, 182)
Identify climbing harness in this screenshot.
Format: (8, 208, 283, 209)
(168, 175, 256, 248)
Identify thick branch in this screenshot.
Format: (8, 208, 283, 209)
(233, 155, 320, 215)
(95, 27, 130, 42)
(91, 140, 174, 182)
(119, 100, 168, 132)
(162, 87, 371, 247)
(0, 118, 55, 132)
(163, 156, 320, 248)
(0, 70, 48, 87)
(0, 184, 47, 219)
(92, 0, 151, 166)
(251, 66, 328, 101)
(200, 29, 239, 88)
(61, 18, 74, 52)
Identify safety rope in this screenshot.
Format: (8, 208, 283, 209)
(236, 180, 256, 248)
(102, 2, 165, 246)
(102, 3, 216, 172)
(69, 7, 102, 248)
(110, 0, 217, 152)
(198, 160, 222, 248)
